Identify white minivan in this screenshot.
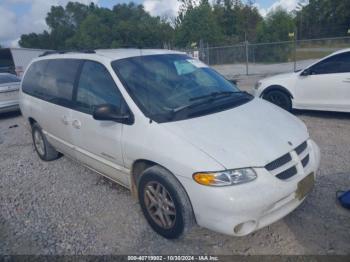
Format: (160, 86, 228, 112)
(20, 49, 320, 239)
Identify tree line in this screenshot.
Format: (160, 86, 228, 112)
(18, 0, 350, 50)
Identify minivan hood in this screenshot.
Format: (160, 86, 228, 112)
(163, 98, 308, 169)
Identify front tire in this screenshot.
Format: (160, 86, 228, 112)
(263, 90, 292, 112)
(31, 123, 60, 161)
(138, 165, 195, 239)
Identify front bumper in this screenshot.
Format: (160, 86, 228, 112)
(178, 139, 321, 236)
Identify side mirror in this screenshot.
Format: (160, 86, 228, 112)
(301, 68, 312, 76)
(228, 79, 237, 85)
(93, 104, 133, 125)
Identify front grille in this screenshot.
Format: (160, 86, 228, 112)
(301, 155, 310, 167)
(265, 153, 292, 171)
(276, 166, 297, 180)
(295, 141, 307, 155)
(265, 140, 310, 180)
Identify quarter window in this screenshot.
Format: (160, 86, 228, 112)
(311, 52, 350, 74)
(22, 59, 81, 105)
(22, 60, 49, 96)
(75, 61, 123, 114)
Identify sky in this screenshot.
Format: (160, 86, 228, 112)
(0, 0, 299, 47)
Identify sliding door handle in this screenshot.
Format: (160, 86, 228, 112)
(61, 116, 70, 125)
(72, 120, 81, 129)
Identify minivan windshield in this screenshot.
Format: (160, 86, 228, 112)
(112, 54, 253, 123)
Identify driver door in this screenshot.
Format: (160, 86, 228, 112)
(296, 51, 350, 111)
(70, 60, 130, 187)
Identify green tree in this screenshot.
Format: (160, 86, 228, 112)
(257, 8, 295, 43)
(255, 8, 296, 62)
(212, 0, 262, 43)
(236, 1, 262, 42)
(19, 31, 52, 49)
(19, 2, 173, 50)
(175, 0, 224, 47)
(110, 3, 173, 48)
(295, 0, 350, 39)
(20, 2, 93, 49)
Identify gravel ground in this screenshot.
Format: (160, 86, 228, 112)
(1, 105, 350, 255)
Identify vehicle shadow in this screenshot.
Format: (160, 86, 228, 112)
(293, 109, 350, 120)
(0, 111, 21, 120)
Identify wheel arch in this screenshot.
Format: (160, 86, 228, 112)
(261, 85, 294, 99)
(129, 159, 196, 222)
(28, 117, 37, 126)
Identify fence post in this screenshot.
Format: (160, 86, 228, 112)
(294, 29, 297, 71)
(207, 42, 210, 65)
(245, 41, 249, 75)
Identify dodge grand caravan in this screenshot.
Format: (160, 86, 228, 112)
(20, 49, 321, 239)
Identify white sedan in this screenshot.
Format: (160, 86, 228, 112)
(0, 73, 21, 113)
(253, 48, 350, 112)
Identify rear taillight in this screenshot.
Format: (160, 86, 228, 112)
(15, 66, 24, 77)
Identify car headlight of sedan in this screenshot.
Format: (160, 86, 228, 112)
(193, 168, 257, 186)
(254, 81, 262, 90)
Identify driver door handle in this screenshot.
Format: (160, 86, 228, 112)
(72, 119, 81, 129)
(343, 78, 350, 83)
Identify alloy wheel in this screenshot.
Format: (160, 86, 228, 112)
(34, 130, 45, 156)
(144, 181, 176, 229)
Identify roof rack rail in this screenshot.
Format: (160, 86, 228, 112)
(39, 50, 96, 57)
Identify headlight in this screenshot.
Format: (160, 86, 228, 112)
(193, 168, 257, 187)
(254, 81, 262, 90)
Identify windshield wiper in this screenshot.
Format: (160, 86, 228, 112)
(168, 91, 249, 115)
(189, 91, 236, 101)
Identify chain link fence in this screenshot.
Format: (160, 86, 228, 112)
(184, 36, 350, 77)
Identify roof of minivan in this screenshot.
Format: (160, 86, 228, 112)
(34, 49, 186, 62)
(96, 49, 185, 59)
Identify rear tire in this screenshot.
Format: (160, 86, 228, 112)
(138, 165, 195, 239)
(31, 123, 60, 161)
(263, 90, 292, 112)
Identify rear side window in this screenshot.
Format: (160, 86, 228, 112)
(75, 61, 123, 114)
(22, 59, 81, 105)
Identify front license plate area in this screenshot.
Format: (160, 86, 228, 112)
(296, 172, 315, 200)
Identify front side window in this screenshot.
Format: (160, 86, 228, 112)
(112, 54, 252, 123)
(75, 61, 123, 114)
(311, 52, 350, 75)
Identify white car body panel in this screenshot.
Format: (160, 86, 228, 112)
(20, 49, 321, 236)
(0, 74, 20, 113)
(163, 98, 308, 169)
(254, 48, 350, 112)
